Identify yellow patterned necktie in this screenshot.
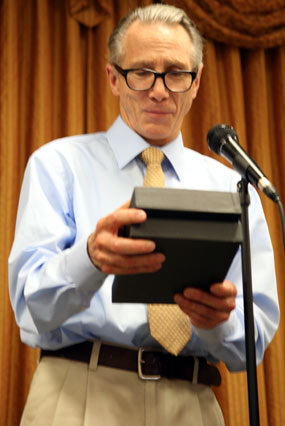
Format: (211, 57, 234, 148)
(140, 147, 191, 356)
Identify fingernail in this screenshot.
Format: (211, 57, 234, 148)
(145, 240, 155, 251)
(183, 288, 192, 297)
(135, 210, 146, 220)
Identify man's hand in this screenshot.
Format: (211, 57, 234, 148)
(174, 280, 237, 329)
(87, 201, 165, 275)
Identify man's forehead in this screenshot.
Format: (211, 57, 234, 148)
(121, 21, 193, 66)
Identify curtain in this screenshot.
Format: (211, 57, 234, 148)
(172, 0, 285, 48)
(0, 0, 284, 425)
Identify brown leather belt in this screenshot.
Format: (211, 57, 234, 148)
(41, 341, 221, 386)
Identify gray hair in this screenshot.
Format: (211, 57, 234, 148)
(108, 4, 203, 69)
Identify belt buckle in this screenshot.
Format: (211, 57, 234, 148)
(138, 348, 161, 380)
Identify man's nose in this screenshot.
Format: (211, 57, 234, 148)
(149, 76, 169, 101)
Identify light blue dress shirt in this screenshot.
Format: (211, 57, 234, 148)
(9, 116, 279, 371)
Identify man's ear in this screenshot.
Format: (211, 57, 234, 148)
(106, 64, 120, 96)
(191, 64, 203, 100)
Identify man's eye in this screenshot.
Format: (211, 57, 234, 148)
(133, 70, 151, 77)
(169, 72, 183, 78)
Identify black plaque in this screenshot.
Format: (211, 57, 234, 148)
(112, 187, 242, 303)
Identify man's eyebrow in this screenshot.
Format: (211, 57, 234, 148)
(127, 61, 155, 69)
(127, 60, 190, 70)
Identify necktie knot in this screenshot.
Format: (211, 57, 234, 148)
(141, 147, 164, 167)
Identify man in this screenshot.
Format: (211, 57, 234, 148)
(9, 4, 279, 426)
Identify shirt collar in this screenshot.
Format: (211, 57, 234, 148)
(107, 115, 186, 181)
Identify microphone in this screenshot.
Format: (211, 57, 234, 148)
(207, 124, 280, 203)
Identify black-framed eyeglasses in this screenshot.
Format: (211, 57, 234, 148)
(114, 64, 197, 93)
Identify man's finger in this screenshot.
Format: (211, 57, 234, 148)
(96, 251, 165, 275)
(96, 231, 156, 255)
(97, 208, 147, 232)
(210, 281, 238, 298)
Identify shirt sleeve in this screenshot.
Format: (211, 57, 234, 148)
(188, 185, 280, 371)
(8, 147, 107, 338)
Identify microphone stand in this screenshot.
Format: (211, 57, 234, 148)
(238, 178, 260, 426)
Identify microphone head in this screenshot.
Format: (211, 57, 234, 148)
(207, 124, 238, 154)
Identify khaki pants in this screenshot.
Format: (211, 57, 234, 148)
(20, 342, 225, 426)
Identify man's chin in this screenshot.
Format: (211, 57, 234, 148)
(139, 125, 174, 146)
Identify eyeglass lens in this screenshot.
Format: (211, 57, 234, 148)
(127, 70, 193, 92)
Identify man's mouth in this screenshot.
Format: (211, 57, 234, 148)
(144, 109, 173, 116)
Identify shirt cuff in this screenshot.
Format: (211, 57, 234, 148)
(65, 238, 107, 294)
(192, 309, 239, 346)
